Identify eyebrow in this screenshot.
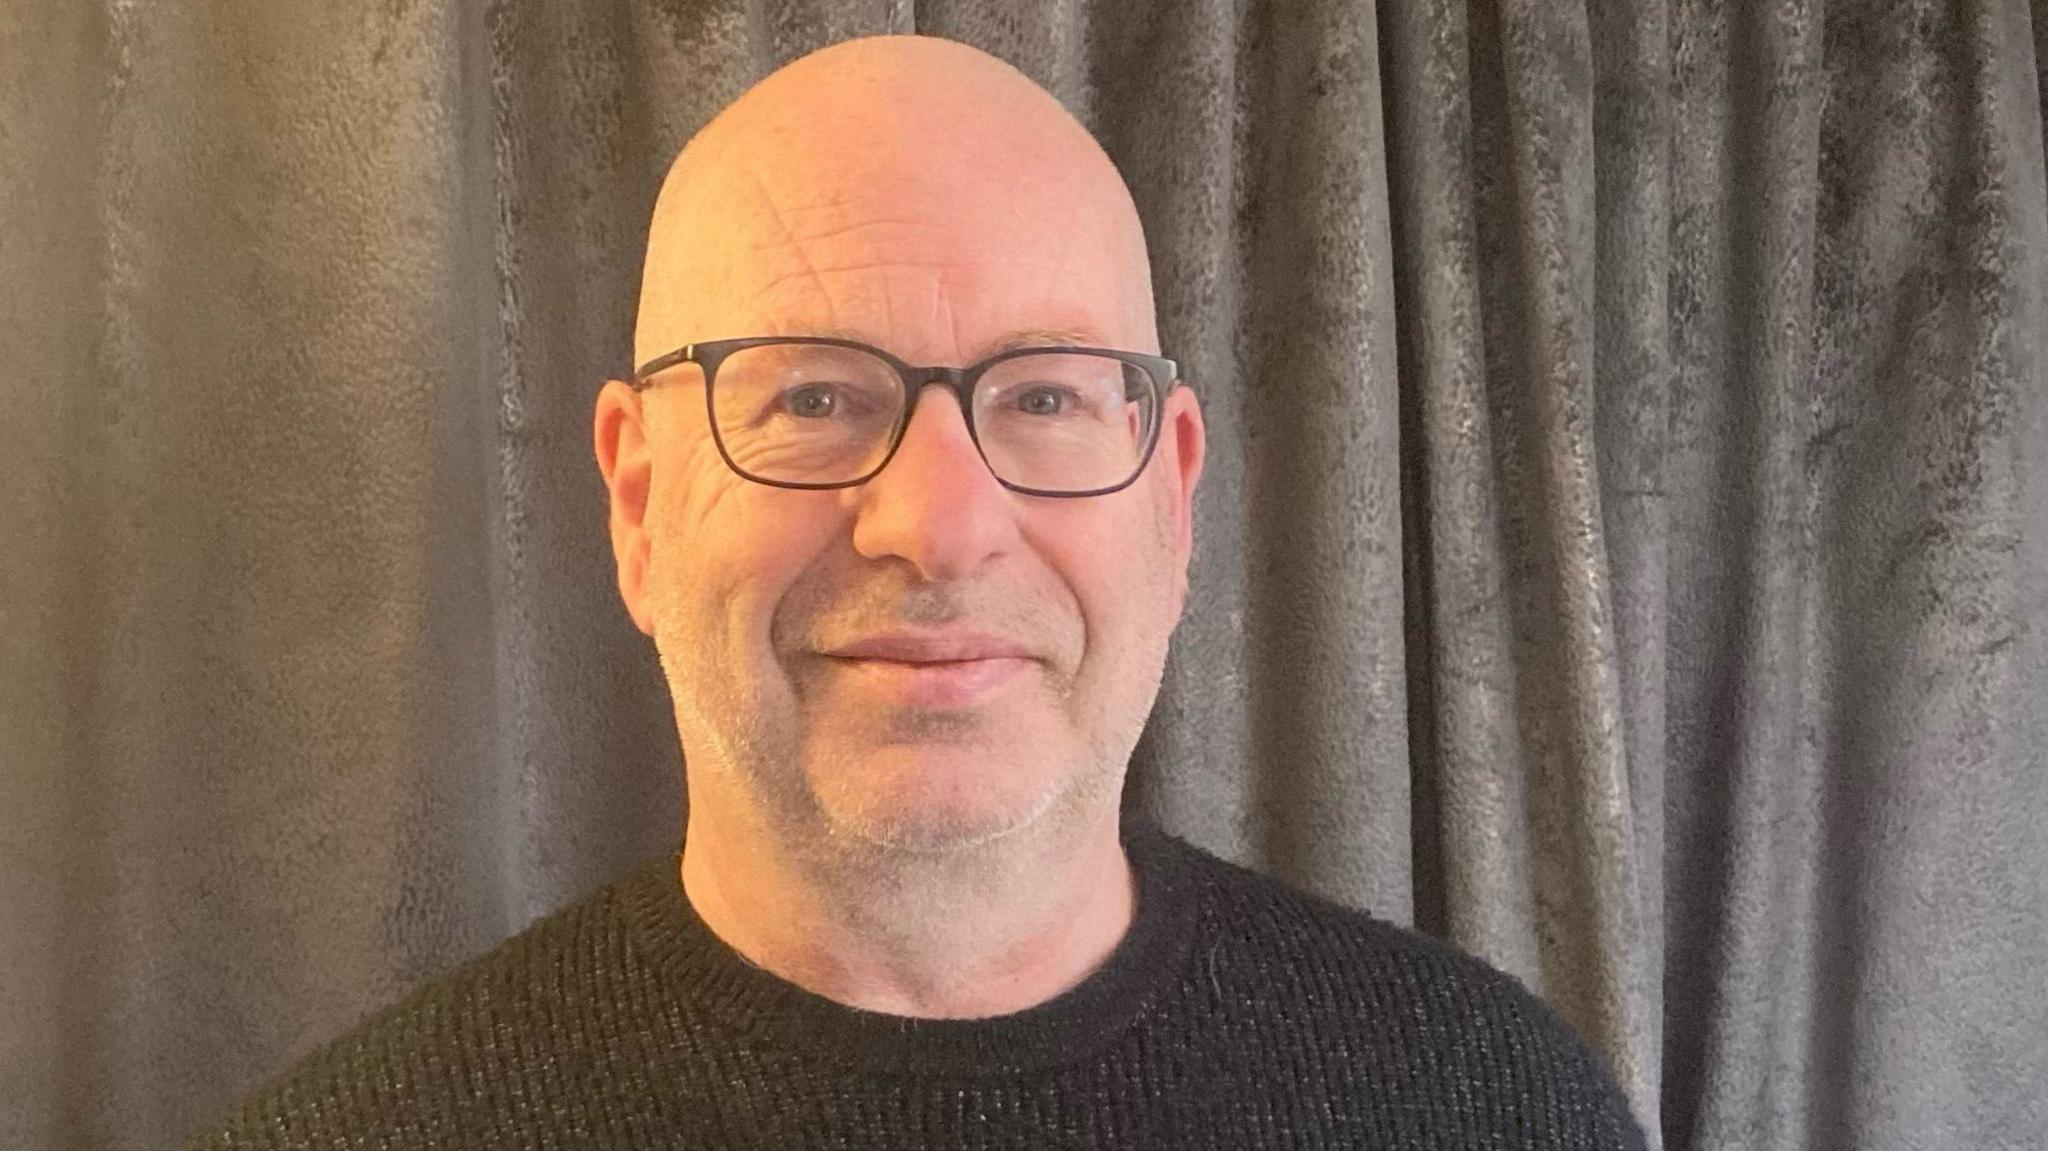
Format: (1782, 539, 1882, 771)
(796, 325, 1103, 360)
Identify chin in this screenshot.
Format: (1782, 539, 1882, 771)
(810, 744, 1071, 855)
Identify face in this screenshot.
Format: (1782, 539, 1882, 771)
(595, 38, 1205, 860)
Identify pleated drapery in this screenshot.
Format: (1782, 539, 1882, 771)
(2, 3, 2043, 1149)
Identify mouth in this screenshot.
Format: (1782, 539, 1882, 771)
(824, 654, 1034, 708)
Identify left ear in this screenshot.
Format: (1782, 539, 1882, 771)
(1157, 384, 1205, 616)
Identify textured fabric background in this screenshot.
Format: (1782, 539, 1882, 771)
(2, 2, 2043, 1149)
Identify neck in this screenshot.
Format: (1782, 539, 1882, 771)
(680, 800, 1135, 1019)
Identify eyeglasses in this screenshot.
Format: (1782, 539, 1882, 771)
(630, 337, 1180, 498)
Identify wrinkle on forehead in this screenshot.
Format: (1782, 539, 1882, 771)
(635, 35, 1155, 367)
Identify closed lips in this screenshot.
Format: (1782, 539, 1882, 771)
(827, 634, 1034, 663)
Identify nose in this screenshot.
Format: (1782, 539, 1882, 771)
(846, 383, 1019, 582)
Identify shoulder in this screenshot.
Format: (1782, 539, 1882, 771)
(181, 860, 667, 1150)
(1160, 830, 1519, 993)
(1153, 831, 1647, 1149)
(1158, 829, 1560, 1014)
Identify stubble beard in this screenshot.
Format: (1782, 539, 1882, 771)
(640, 477, 1181, 914)
(648, 599, 1155, 922)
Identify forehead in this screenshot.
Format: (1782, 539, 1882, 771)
(717, 181, 1138, 340)
(781, 324, 1109, 363)
(639, 96, 1156, 362)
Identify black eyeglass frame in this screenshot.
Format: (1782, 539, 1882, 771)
(630, 336, 1182, 498)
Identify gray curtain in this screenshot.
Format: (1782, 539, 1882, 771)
(4, 1, 2043, 1148)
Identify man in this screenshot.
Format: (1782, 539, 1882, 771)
(189, 33, 1646, 1149)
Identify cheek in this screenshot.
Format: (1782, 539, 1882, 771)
(666, 489, 844, 664)
(1042, 508, 1175, 656)
(647, 454, 777, 642)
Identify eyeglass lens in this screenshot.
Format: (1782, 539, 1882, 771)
(708, 343, 1156, 492)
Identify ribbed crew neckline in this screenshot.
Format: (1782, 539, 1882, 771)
(618, 822, 1201, 1078)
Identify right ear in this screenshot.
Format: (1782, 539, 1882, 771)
(594, 380, 657, 636)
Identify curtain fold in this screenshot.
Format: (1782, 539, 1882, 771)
(2, 2, 2042, 1148)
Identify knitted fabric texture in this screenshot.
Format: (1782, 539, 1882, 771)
(185, 826, 1649, 1149)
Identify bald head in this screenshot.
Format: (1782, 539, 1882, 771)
(633, 35, 1157, 372)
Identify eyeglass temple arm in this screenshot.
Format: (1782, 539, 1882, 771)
(631, 345, 696, 385)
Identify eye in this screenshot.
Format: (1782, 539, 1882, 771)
(782, 384, 842, 419)
(1014, 386, 1072, 416)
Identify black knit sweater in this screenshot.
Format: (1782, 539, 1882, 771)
(186, 825, 1648, 1149)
